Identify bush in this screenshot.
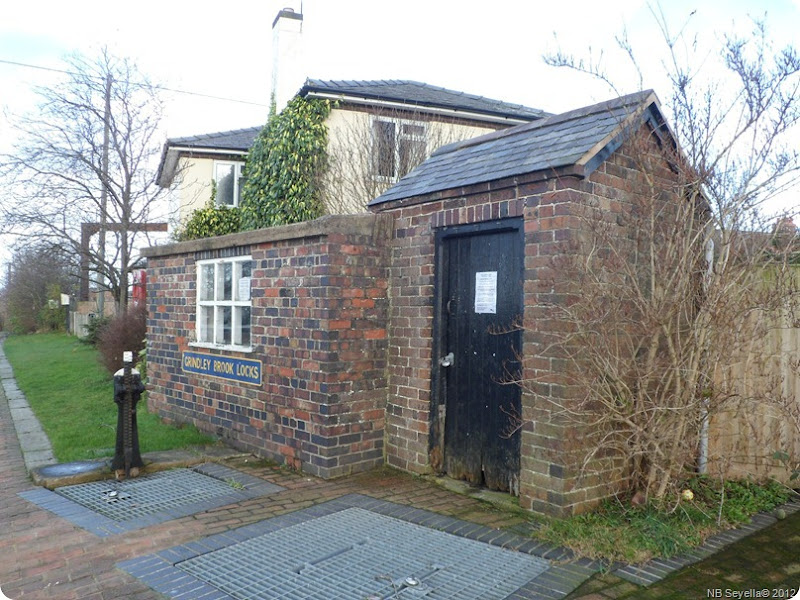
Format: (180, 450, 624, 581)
(96, 304, 147, 375)
(82, 314, 113, 346)
(175, 200, 242, 241)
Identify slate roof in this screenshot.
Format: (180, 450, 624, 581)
(164, 126, 261, 152)
(157, 80, 548, 187)
(300, 79, 549, 122)
(369, 90, 666, 206)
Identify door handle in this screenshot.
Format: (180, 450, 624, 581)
(439, 352, 454, 367)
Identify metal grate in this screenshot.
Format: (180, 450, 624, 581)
(176, 507, 550, 599)
(55, 467, 253, 522)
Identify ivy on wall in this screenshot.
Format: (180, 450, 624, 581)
(176, 96, 332, 240)
(240, 96, 332, 229)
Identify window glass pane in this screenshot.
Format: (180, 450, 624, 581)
(239, 306, 251, 347)
(199, 307, 213, 343)
(236, 166, 244, 207)
(236, 260, 252, 301)
(373, 120, 396, 178)
(221, 307, 232, 344)
(219, 262, 232, 300)
(215, 163, 235, 205)
(402, 123, 425, 136)
(399, 138, 426, 177)
(200, 265, 215, 301)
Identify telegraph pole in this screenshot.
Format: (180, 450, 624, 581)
(97, 73, 111, 317)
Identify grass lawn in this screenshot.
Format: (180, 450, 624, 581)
(565, 509, 800, 598)
(3, 332, 216, 462)
(533, 475, 795, 564)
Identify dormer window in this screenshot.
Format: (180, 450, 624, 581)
(214, 161, 245, 207)
(372, 118, 427, 181)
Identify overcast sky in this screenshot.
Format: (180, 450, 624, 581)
(2, 0, 798, 132)
(0, 0, 798, 249)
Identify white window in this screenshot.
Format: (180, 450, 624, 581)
(372, 118, 427, 181)
(214, 161, 245, 207)
(195, 257, 252, 350)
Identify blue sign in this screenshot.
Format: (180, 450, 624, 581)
(182, 352, 262, 385)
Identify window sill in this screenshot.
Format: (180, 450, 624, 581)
(189, 341, 254, 354)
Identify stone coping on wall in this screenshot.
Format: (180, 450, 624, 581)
(141, 213, 392, 259)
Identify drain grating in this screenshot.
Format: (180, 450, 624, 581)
(176, 507, 549, 599)
(120, 495, 597, 600)
(57, 468, 251, 522)
(19, 463, 284, 536)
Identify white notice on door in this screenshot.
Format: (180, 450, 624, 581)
(474, 271, 497, 314)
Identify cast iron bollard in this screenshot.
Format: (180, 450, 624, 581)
(111, 352, 144, 479)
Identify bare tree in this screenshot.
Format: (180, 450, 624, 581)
(1, 242, 73, 333)
(0, 49, 169, 314)
(527, 8, 800, 500)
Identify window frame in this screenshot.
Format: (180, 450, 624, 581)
(213, 160, 245, 207)
(371, 117, 427, 182)
(193, 256, 253, 352)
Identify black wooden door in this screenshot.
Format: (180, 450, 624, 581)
(434, 219, 523, 494)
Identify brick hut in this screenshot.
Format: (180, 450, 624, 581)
(144, 90, 688, 516)
(368, 90, 687, 516)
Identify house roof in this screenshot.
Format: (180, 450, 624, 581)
(164, 127, 262, 152)
(369, 90, 669, 207)
(156, 127, 261, 187)
(300, 79, 549, 123)
(157, 80, 548, 188)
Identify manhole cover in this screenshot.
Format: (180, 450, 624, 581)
(176, 507, 549, 599)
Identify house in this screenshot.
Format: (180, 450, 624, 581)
(143, 89, 702, 516)
(156, 79, 547, 224)
(156, 7, 548, 227)
(157, 127, 259, 226)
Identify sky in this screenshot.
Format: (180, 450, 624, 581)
(2, 0, 799, 136)
(0, 0, 798, 269)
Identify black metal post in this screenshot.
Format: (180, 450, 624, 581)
(112, 352, 144, 478)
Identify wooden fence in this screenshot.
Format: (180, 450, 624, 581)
(707, 311, 800, 484)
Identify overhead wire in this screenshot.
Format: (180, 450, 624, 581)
(0, 57, 270, 107)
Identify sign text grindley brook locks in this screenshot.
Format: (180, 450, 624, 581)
(182, 352, 263, 385)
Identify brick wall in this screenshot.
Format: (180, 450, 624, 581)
(144, 123, 685, 516)
(144, 214, 391, 479)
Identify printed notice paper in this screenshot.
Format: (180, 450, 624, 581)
(474, 271, 497, 314)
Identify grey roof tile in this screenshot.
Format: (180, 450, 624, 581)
(301, 78, 548, 121)
(166, 127, 261, 152)
(162, 79, 546, 155)
(370, 90, 661, 206)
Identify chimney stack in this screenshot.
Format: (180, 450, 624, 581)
(271, 6, 305, 114)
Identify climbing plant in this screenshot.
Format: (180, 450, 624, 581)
(175, 195, 242, 242)
(240, 96, 332, 229)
